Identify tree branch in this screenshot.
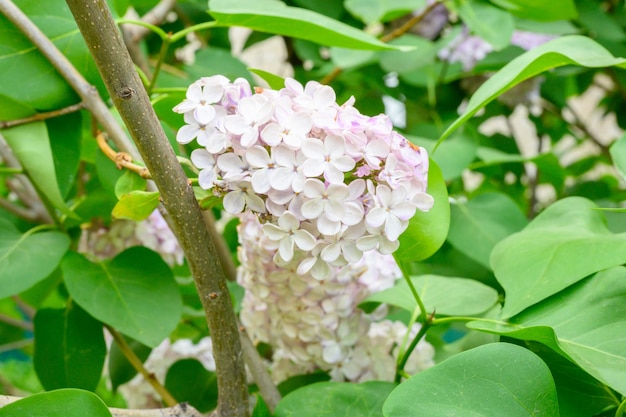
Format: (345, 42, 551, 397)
(63, 1, 248, 415)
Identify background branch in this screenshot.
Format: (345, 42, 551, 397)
(63, 1, 249, 416)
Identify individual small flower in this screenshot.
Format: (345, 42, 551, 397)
(190, 148, 218, 189)
(301, 179, 349, 235)
(262, 211, 317, 262)
(223, 180, 266, 214)
(173, 80, 224, 124)
(366, 183, 417, 241)
(261, 97, 312, 148)
(224, 94, 274, 147)
(301, 135, 355, 184)
(175, 112, 213, 145)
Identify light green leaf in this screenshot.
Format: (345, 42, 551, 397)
(62, 248, 182, 347)
(114, 170, 147, 200)
(363, 275, 499, 316)
(488, 0, 577, 21)
(2, 122, 77, 218)
(345, 0, 425, 24)
(248, 68, 286, 90)
(491, 197, 626, 318)
(0, 220, 70, 298)
(275, 381, 396, 417)
(411, 132, 478, 181)
(379, 35, 437, 73)
(456, 0, 514, 50)
(436, 35, 626, 148)
(383, 343, 559, 417)
(112, 190, 160, 221)
(0, 0, 104, 110)
(448, 193, 528, 269)
(208, 0, 403, 51)
(329, 47, 378, 70)
(395, 159, 449, 262)
(0, 389, 112, 417)
(610, 132, 626, 181)
(469, 266, 626, 397)
(34, 303, 106, 391)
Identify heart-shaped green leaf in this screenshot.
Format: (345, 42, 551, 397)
(275, 381, 396, 417)
(363, 275, 498, 316)
(34, 303, 106, 391)
(448, 192, 528, 269)
(62, 247, 182, 347)
(0, 389, 112, 417)
(491, 197, 626, 318)
(469, 266, 626, 397)
(112, 190, 160, 221)
(383, 343, 559, 417)
(0, 220, 70, 298)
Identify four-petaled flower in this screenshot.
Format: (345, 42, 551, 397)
(262, 211, 317, 262)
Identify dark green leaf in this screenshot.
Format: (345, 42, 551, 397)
(275, 381, 396, 417)
(0, 221, 70, 298)
(437, 36, 626, 146)
(383, 343, 559, 417)
(363, 275, 498, 316)
(34, 303, 106, 391)
(1, 122, 77, 218)
(165, 359, 218, 412)
(251, 394, 272, 417)
(208, 0, 403, 51)
(0, 389, 112, 417)
(448, 192, 528, 268)
(395, 159, 449, 262)
(108, 336, 151, 391)
(62, 248, 182, 347)
(47, 112, 82, 199)
(469, 266, 626, 397)
(112, 190, 160, 221)
(491, 197, 626, 318)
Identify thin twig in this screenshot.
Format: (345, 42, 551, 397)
(106, 325, 178, 407)
(124, 0, 177, 43)
(97, 132, 151, 178)
(12, 296, 36, 320)
(0, 102, 85, 129)
(565, 103, 611, 158)
(0, 313, 33, 331)
(0, 0, 142, 162)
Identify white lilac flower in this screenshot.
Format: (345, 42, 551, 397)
(301, 135, 355, 184)
(190, 148, 218, 190)
(173, 80, 223, 124)
(262, 211, 317, 262)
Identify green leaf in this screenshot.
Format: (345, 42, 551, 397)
(345, 0, 425, 24)
(248, 68, 286, 90)
(0, 94, 35, 120)
(165, 359, 218, 413)
(491, 197, 626, 318)
(0, 221, 70, 298)
(114, 169, 147, 200)
(330, 47, 378, 70)
(411, 132, 478, 181)
(363, 275, 499, 316)
(108, 336, 151, 392)
(448, 193, 528, 269)
(379, 35, 437, 73)
(610, 132, 626, 181)
(436, 36, 626, 147)
(1, 122, 77, 218)
(455, 0, 515, 50)
(208, 0, 402, 51)
(47, 112, 82, 199)
(186, 48, 254, 85)
(112, 190, 160, 221)
(0, 388, 112, 417)
(34, 303, 106, 391)
(487, 0, 577, 21)
(383, 343, 559, 417)
(275, 381, 396, 417)
(0, 0, 104, 111)
(468, 266, 626, 397)
(251, 394, 272, 417)
(395, 159, 449, 262)
(62, 248, 182, 347)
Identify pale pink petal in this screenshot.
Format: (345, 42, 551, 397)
(356, 235, 378, 251)
(198, 169, 217, 189)
(301, 199, 324, 219)
(301, 138, 325, 159)
(176, 125, 199, 144)
(302, 159, 325, 178)
(270, 168, 294, 191)
(245, 146, 270, 168)
(413, 192, 435, 211)
(317, 215, 341, 235)
(302, 179, 325, 198)
(385, 215, 404, 241)
(224, 114, 248, 135)
(366, 207, 387, 228)
(251, 171, 271, 194)
(260, 123, 284, 146)
(332, 156, 356, 172)
(325, 200, 345, 222)
(262, 223, 288, 241)
(223, 191, 245, 214)
(190, 149, 215, 169)
(246, 194, 266, 213)
(194, 105, 216, 125)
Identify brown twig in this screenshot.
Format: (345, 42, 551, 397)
(0, 102, 85, 129)
(64, 1, 249, 415)
(106, 325, 178, 407)
(97, 131, 152, 179)
(0, 313, 33, 331)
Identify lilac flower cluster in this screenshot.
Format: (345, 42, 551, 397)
(173, 76, 433, 279)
